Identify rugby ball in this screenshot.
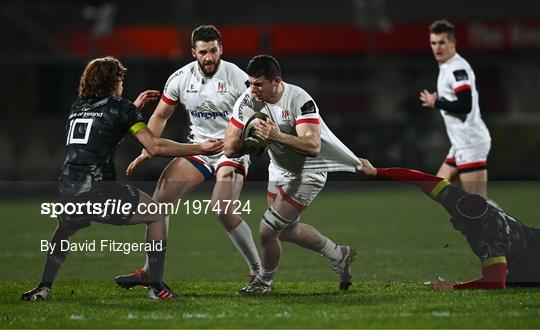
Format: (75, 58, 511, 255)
(242, 112, 270, 155)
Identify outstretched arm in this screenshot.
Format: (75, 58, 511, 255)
(431, 257, 507, 291)
(133, 127, 223, 158)
(359, 158, 450, 199)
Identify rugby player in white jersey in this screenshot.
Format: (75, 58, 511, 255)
(419, 20, 492, 199)
(115, 25, 261, 290)
(225, 55, 362, 293)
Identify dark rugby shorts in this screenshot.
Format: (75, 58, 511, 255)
(57, 183, 140, 231)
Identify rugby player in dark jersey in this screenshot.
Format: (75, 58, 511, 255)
(21, 57, 223, 301)
(358, 158, 540, 290)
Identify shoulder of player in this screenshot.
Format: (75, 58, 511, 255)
(480, 213, 507, 237)
(218, 60, 248, 82)
(108, 96, 137, 111)
(285, 83, 316, 110)
(167, 62, 197, 82)
(447, 54, 472, 71)
(219, 59, 236, 71)
(233, 89, 258, 122)
(163, 63, 194, 94)
(234, 88, 256, 109)
(171, 62, 194, 79)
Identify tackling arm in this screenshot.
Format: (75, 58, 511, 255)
(453, 257, 507, 290)
(368, 164, 450, 200)
(133, 127, 223, 157)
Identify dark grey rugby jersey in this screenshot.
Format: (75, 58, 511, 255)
(437, 185, 538, 280)
(58, 96, 145, 196)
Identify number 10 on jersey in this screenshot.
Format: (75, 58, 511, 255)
(66, 118, 94, 145)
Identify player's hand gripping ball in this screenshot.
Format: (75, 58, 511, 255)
(242, 112, 271, 156)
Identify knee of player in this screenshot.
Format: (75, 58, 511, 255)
(143, 213, 167, 226)
(259, 224, 279, 244)
(212, 207, 241, 229)
(152, 178, 186, 204)
(278, 223, 300, 241)
(152, 191, 177, 204)
(259, 207, 297, 236)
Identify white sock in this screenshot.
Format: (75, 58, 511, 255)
(260, 266, 277, 284)
(319, 237, 343, 264)
(143, 216, 170, 273)
(227, 220, 261, 275)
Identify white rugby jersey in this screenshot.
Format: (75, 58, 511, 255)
(437, 53, 491, 148)
(161, 60, 248, 143)
(231, 82, 361, 174)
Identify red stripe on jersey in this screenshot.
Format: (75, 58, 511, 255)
(278, 186, 307, 210)
(161, 94, 178, 105)
(231, 117, 244, 129)
(216, 161, 247, 178)
(445, 157, 456, 163)
(295, 118, 320, 125)
(454, 84, 471, 93)
(457, 161, 487, 170)
(267, 191, 277, 200)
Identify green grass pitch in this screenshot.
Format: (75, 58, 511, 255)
(1, 183, 539, 328)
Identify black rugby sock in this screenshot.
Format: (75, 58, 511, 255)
(146, 240, 167, 289)
(38, 250, 67, 289)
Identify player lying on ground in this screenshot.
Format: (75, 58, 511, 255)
(358, 158, 540, 290)
(21, 56, 223, 301)
(115, 26, 261, 292)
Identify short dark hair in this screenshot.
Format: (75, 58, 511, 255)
(191, 25, 222, 48)
(429, 19, 455, 40)
(78, 56, 126, 98)
(246, 55, 282, 80)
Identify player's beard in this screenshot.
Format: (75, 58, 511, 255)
(199, 59, 220, 77)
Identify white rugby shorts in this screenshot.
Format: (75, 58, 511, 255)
(444, 141, 490, 173)
(266, 162, 327, 210)
(182, 152, 250, 179)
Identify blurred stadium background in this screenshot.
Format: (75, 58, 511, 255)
(1, 0, 540, 182)
(1, 3, 540, 327)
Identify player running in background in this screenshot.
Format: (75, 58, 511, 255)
(115, 25, 261, 290)
(419, 20, 492, 199)
(21, 57, 223, 301)
(225, 55, 362, 293)
(358, 158, 540, 290)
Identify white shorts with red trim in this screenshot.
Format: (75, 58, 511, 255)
(183, 152, 250, 179)
(267, 162, 327, 210)
(444, 142, 490, 173)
